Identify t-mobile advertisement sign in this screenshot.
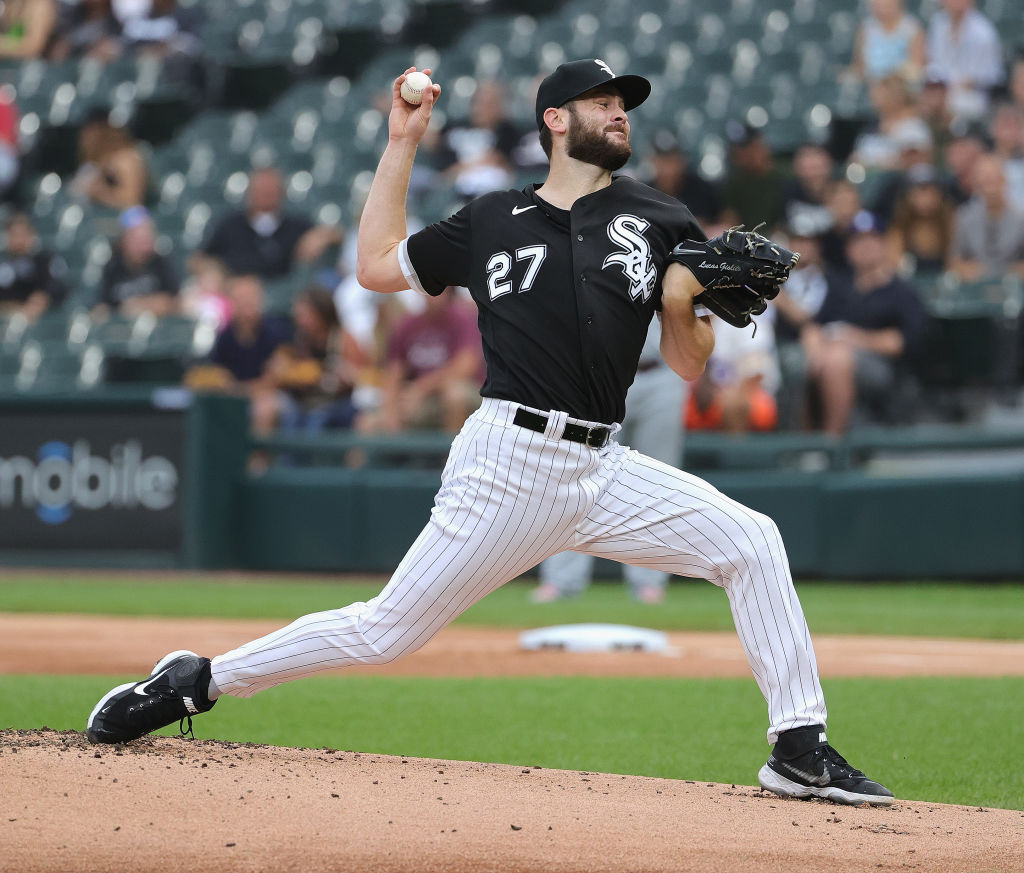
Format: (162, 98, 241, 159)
(0, 410, 185, 550)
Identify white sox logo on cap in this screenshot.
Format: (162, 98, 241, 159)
(594, 59, 614, 76)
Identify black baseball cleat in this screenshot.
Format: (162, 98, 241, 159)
(757, 726, 894, 806)
(86, 650, 216, 744)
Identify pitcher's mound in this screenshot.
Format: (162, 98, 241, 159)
(2, 730, 1020, 873)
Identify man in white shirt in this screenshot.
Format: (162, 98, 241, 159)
(925, 0, 1004, 122)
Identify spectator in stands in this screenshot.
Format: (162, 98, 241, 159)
(1011, 56, 1024, 117)
(437, 81, 521, 199)
(887, 163, 956, 275)
(180, 259, 231, 330)
(193, 167, 341, 279)
(0, 0, 58, 59)
(943, 129, 987, 204)
(773, 214, 844, 430)
(0, 212, 67, 320)
(989, 103, 1024, 207)
(644, 130, 721, 225)
(721, 122, 786, 232)
(70, 109, 148, 210)
(114, 0, 201, 58)
(362, 287, 483, 434)
(848, 0, 925, 84)
(263, 286, 365, 433)
(782, 143, 834, 235)
(950, 154, 1024, 280)
(850, 75, 930, 170)
(869, 122, 937, 220)
(819, 179, 863, 271)
(917, 76, 954, 152)
(49, 0, 121, 62)
(187, 274, 287, 394)
(802, 210, 927, 434)
(925, 0, 1004, 122)
(96, 206, 179, 317)
(686, 312, 779, 434)
(0, 88, 19, 203)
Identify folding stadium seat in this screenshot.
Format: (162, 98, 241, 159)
(285, 171, 315, 207)
(19, 342, 90, 393)
(87, 314, 149, 358)
(180, 202, 216, 252)
(262, 274, 304, 317)
(0, 349, 19, 392)
(145, 316, 203, 360)
(20, 313, 71, 348)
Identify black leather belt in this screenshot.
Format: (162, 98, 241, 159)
(513, 408, 612, 449)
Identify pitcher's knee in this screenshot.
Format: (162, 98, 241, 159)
(723, 508, 785, 579)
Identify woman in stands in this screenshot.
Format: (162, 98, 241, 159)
(887, 165, 955, 275)
(263, 286, 366, 434)
(848, 0, 925, 84)
(70, 109, 148, 210)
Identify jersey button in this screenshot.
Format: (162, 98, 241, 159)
(577, 234, 583, 241)
(586, 316, 593, 325)
(580, 274, 587, 282)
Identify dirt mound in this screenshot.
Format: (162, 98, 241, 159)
(2, 730, 1021, 873)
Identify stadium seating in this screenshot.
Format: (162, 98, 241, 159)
(0, 0, 1021, 419)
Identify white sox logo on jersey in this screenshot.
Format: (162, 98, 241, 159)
(602, 214, 656, 303)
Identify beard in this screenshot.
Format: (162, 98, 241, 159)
(565, 108, 631, 171)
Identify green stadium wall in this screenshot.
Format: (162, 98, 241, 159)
(1, 394, 1023, 579)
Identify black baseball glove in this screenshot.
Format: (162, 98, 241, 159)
(667, 226, 800, 329)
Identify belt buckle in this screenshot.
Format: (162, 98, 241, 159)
(585, 426, 608, 449)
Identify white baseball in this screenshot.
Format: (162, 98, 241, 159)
(400, 71, 432, 106)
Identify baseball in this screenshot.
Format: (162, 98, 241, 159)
(400, 71, 432, 105)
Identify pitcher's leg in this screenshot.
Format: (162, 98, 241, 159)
(212, 410, 592, 697)
(578, 450, 826, 743)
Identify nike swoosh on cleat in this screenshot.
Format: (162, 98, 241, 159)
(511, 205, 536, 215)
(133, 668, 173, 696)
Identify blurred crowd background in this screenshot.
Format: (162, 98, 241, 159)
(0, 0, 1022, 453)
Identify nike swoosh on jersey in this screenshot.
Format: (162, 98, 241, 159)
(511, 205, 536, 215)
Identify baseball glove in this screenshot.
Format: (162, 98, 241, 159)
(667, 226, 800, 329)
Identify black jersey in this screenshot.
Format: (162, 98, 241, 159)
(401, 176, 703, 423)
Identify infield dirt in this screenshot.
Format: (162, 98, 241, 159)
(3, 729, 1023, 873)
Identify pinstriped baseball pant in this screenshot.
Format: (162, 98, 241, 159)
(211, 398, 827, 743)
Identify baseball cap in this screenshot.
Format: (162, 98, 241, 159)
(891, 118, 933, 153)
(534, 58, 651, 131)
(905, 162, 941, 187)
(119, 205, 152, 230)
(725, 120, 759, 147)
(849, 210, 886, 236)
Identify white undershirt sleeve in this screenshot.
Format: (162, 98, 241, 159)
(398, 237, 429, 297)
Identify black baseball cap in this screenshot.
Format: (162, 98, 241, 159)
(534, 58, 651, 131)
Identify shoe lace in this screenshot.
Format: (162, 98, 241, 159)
(178, 716, 195, 739)
(818, 745, 864, 779)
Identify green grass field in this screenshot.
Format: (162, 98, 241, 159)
(2, 574, 1022, 809)
(1, 574, 1023, 638)
(2, 673, 1022, 809)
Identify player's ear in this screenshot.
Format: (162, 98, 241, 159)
(543, 106, 569, 137)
